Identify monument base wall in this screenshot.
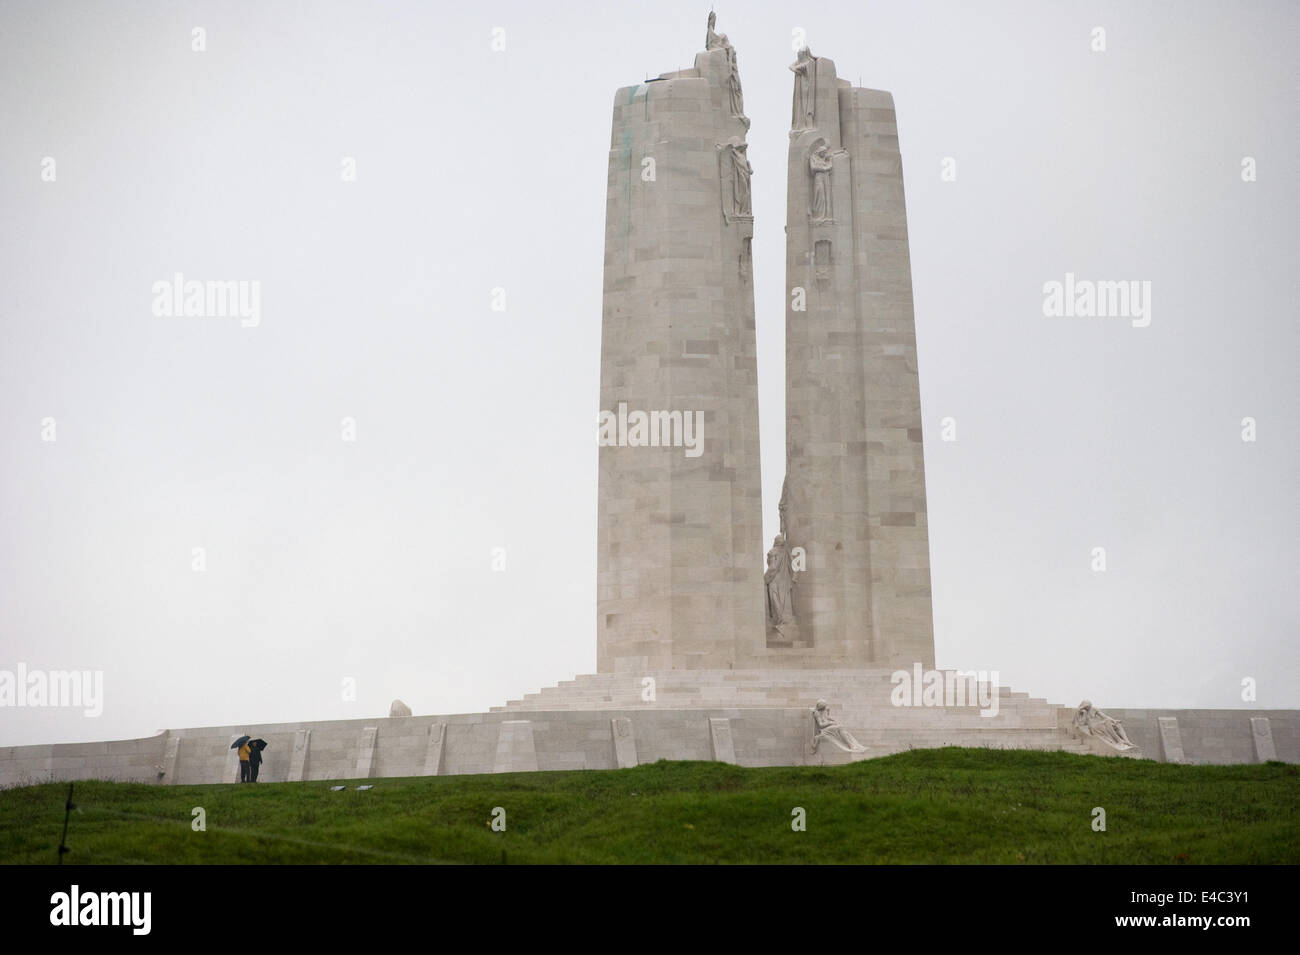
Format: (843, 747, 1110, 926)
(2, 681, 1294, 787)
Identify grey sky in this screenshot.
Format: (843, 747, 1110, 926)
(1, 0, 1296, 746)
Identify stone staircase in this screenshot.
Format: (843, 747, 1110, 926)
(491, 668, 1124, 759)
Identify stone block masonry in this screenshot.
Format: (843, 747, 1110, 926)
(596, 36, 764, 674)
(493, 721, 539, 774)
(597, 25, 936, 676)
(776, 51, 934, 671)
(2, 702, 1293, 788)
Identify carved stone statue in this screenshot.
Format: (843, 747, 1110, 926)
(718, 139, 753, 222)
(1072, 700, 1135, 750)
(706, 13, 749, 128)
(732, 142, 752, 216)
(811, 700, 868, 754)
(809, 139, 833, 222)
(778, 476, 792, 539)
(705, 11, 724, 52)
(764, 533, 795, 633)
(790, 46, 818, 130)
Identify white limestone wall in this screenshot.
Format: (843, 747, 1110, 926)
(0, 709, 813, 787)
(1106, 709, 1299, 766)
(839, 86, 935, 670)
(4, 678, 1296, 788)
(780, 58, 935, 671)
(0, 732, 169, 787)
(597, 45, 764, 675)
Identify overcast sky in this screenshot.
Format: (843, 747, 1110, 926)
(2, 1, 1296, 746)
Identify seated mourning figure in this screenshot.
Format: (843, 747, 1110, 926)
(810, 700, 868, 754)
(1072, 700, 1136, 750)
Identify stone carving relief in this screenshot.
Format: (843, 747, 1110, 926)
(765, 533, 795, 633)
(811, 700, 868, 754)
(809, 139, 834, 223)
(706, 13, 749, 128)
(1071, 700, 1137, 751)
(717, 137, 753, 224)
(790, 46, 818, 131)
(815, 240, 832, 285)
(778, 475, 792, 539)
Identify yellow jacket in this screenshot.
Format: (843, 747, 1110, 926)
(238, 742, 251, 760)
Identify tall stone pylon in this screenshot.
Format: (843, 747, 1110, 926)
(596, 16, 765, 673)
(780, 49, 936, 669)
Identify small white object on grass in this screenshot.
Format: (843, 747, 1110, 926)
(356, 785, 374, 790)
(329, 785, 346, 791)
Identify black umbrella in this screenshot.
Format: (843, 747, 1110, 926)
(230, 735, 251, 750)
(248, 739, 268, 752)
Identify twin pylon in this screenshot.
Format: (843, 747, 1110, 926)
(597, 17, 934, 674)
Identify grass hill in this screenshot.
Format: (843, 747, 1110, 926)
(1, 748, 1295, 864)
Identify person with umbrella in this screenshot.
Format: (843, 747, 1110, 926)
(247, 738, 267, 783)
(231, 735, 252, 782)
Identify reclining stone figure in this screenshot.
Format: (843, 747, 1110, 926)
(1072, 700, 1136, 751)
(811, 700, 868, 754)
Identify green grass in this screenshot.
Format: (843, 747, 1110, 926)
(2, 749, 1296, 864)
